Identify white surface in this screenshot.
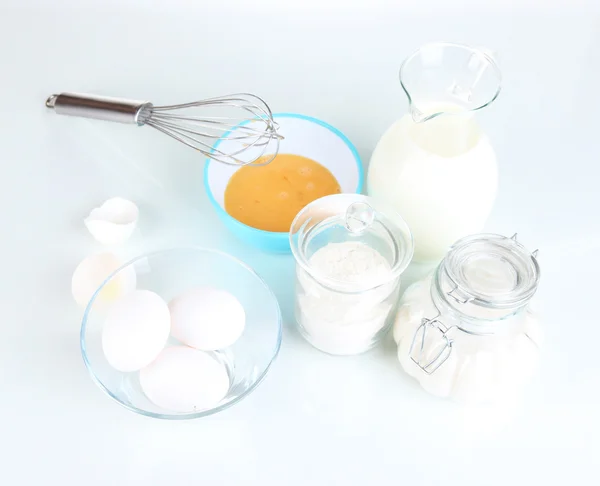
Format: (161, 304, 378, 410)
(1, 1, 599, 485)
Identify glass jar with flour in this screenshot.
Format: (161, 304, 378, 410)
(290, 194, 413, 355)
(393, 233, 541, 403)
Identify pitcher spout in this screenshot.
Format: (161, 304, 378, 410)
(409, 104, 447, 124)
(400, 42, 502, 119)
(409, 106, 428, 123)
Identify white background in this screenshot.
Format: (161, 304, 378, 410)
(1, 1, 599, 484)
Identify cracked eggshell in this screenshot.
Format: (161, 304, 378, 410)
(71, 252, 136, 309)
(84, 197, 139, 245)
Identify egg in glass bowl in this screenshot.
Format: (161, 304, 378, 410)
(80, 247, 282, 419)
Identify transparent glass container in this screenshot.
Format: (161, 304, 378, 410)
(367, 42, 502, 262)
(393, 234, 542, 403)
(290, 194, 413, 355)
(81, 247, 282, 419)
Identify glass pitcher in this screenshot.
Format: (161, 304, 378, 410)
(367, 42, 502, 262)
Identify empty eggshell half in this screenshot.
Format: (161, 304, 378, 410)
(102, 290, 171, 372)
(71, 252, 136, 309)
(84, 197, 139, 245)
(169, 287, 246, 351)
(139, 346, 230, 413)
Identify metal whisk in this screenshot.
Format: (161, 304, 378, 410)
(46, 92, 282, 165)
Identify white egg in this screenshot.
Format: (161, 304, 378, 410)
(71, 252, 136, 309)
(84, 197, 139, 246)
(102, 290, 171, 372)
(139, 346, 230, 413)
(169, 287, 245, 350)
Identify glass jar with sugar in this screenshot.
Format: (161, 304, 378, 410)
(394, 233, 542, 403)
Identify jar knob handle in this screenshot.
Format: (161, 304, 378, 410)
(344, 202, 375, 235)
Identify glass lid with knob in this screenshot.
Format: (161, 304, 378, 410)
(289, 194, 414, 292)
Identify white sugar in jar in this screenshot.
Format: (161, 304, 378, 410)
(394, 233, 542, 403)
(290, 194, 414, 355)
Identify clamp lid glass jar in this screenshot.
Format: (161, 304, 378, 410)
(290, 194, 413, 355)
(393, 233, 542, 403)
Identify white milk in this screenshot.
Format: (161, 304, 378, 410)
(367, 105, 498, 262)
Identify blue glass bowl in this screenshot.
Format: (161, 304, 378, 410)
(80, 247, 282, 419)
(204, 113, 363, 253)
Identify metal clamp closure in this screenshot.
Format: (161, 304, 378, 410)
(409, 315, 455, 374)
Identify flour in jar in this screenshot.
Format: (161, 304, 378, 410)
(309, 241, 391, 285)
(295, 241, 400, 355)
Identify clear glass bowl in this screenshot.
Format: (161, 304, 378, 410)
(80, 247, 282, 419)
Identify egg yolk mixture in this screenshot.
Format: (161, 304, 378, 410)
(224, 153, 341, 232)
